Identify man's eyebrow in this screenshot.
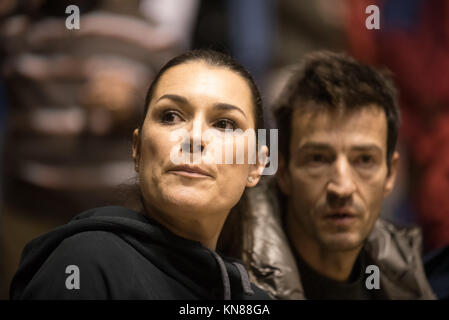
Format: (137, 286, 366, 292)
(213, 103, 247, 119)
(351, 144, 383, 153)
(297, 142, 333, 151)
(156, 94, 189, 104)
(297, 143, 383, 153)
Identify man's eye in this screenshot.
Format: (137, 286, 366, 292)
(356, 154, 374, 167)
(161, 111, 183, 124)
(213, 119, 236, 130)
(306, 154, 329, 165)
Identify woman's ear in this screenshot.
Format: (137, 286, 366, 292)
(246, 145, 268, 187)
(132, 128, 141, 172)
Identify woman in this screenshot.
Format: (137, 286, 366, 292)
(10, 49, 271, 300)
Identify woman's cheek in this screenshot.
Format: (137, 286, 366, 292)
(216, 163, 248, 203)
(146, 127, 174, 159)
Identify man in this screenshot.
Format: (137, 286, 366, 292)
(241, 51, 436, 299)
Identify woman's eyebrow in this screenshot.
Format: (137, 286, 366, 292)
(156, 94, 189, 104)
(213, 103, 247, 119)
(156, 94, 248, 119)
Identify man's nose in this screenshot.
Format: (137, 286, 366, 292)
(326, 157, 356, 205)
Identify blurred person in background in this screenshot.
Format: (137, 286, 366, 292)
(0, 0, 199, 298)
(239, 51, 436, 300)
(345, 0, 449, 300)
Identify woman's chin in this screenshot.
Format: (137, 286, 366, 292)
(162, 186, 218, 213)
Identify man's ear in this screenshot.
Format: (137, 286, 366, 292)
(276, 154, 292, 196)
(246, 145, 268, 187)
(132, 128, 141, 172)
(383, 151, 400, 198)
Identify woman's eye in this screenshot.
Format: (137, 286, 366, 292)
(161, 111, 183, 124)
(213, 119, 236, 130)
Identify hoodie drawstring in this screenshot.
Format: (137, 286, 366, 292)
(232, 262, 255, 296)
(210, 250, 255, 299)
(210, 250, 231, 300)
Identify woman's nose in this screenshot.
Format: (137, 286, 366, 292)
(184, 118, 206, 154)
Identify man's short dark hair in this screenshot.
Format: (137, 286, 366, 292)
(274, 51, 401, 171)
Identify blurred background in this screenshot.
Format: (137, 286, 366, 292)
(0, 0, 448, 299)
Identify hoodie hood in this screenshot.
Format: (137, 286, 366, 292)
(10, 206, 256, 300)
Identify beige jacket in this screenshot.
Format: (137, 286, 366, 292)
(241, 178, 436, 300)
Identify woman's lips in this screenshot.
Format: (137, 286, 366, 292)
(168, 165, 214, 179)
(169, 170, 211, 178)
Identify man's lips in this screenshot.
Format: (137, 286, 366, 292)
(168, 164, 214, 178)
(324, 212, 357, 218)
(322, 208, 359, 218)
(321, 210, 360, 225)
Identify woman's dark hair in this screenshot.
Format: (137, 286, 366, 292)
(138, 49, 264, 135)
(132, 49, 265, 258)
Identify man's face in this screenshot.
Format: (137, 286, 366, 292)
(278, 105, 398, 251)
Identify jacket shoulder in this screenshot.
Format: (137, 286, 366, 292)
(19, 231, 142, 299)
(366, 219, 436, 299)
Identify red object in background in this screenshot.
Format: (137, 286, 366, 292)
(346, 0, 449, 250)
(420, 140, 449, 249)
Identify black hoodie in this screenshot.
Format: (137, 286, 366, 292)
(10, 206, 271, 300)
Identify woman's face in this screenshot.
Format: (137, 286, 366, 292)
(133, 61, 265, 223)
